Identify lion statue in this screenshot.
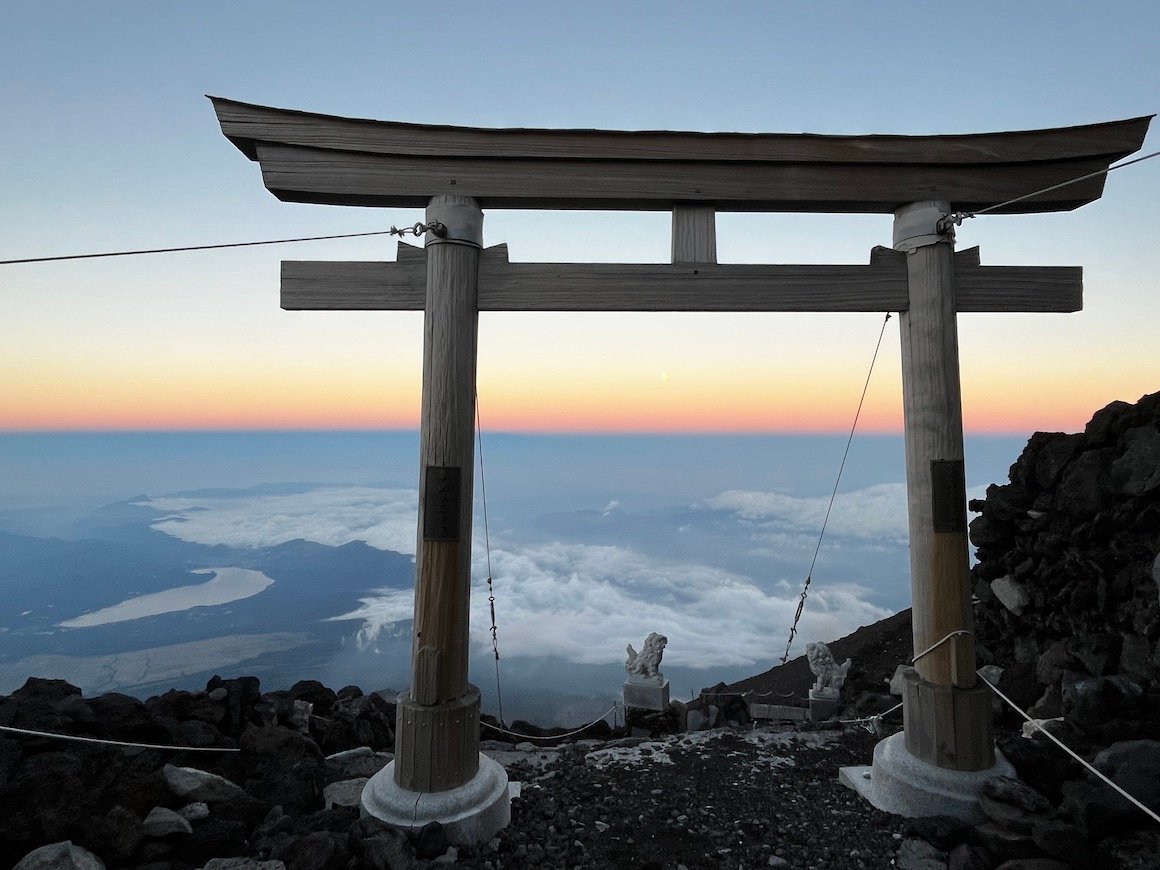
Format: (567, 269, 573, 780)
(625, 632, 667, 681)
(806, 641, 851, 693)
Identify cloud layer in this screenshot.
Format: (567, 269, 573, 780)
(145, 482, 902, 669)
(144, 487, 418, 553)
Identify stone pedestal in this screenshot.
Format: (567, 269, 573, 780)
(623, 678, 670, 711)
(808, 687, 839, 722)
(839, 732, 1014, 824)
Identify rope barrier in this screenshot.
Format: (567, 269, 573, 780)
(911, 629, 975, 665)
(979, 671, 1160, 827)
(481, 703, 619, 742)
(0, 723, 241, 752)
(838, 701, 904, 731)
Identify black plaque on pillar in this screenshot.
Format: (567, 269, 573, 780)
(424, 466, 461, 541)
(931, 459, 967, 533)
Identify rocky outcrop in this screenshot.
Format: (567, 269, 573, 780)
(967, 391, 1160, 863)
(970, 393, 1160, 729)
(0, 675, 398, 869)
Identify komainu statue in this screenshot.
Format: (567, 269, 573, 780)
(806, 641, 851, 693)
(625, 632, 667, 681)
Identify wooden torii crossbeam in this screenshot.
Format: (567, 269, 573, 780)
(211, 98, 1150, 838)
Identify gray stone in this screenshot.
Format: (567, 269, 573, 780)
(179, 801, 210, 821)
(992, 575, 1031, 615)
(1030, 819, 1089, 864)
(13, 842, 105, 870)
(1110, 425, 1160, 495)
(895, 837, 946, 870)
(203, 860, 287, 870)
(1036, 641, 1076, 686)
(948, 843, 990, 870)
(980, 776, 1053, 834)
(142, 806, 193, 838)
(361, 835, 410, 870)
(327, 749, 392, 780)
(992, 860, 1070, 869)
(162, 763, 248, 803)
(975, 821, 1040, 860)
(322, 777, 369, 809)
(1092, 739, 1160, 816)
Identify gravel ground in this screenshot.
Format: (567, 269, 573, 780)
(435, 725, 905, 869)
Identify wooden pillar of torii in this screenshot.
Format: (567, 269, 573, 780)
(210, 98, 1150, 834)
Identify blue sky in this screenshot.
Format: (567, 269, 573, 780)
(1, 2, 1157, 436)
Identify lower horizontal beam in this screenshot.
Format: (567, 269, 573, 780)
(281, 244, 1081, 313)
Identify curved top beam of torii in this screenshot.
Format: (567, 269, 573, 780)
(210, 96, 1150, 214)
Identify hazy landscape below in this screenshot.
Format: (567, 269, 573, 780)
(0, 431, 1027, 723)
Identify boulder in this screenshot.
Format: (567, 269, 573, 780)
(13, 841, 104, 870)
(979, 776, 1053, 833)
(142, 806, 193, 838)
(162, 763, 248, 803)
(992, 576, 1031, 615)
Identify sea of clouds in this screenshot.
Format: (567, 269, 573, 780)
(138, 480, 925, 671)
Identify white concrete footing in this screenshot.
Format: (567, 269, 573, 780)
(838, 732, 1014, 824)
(360, 753, 511, 845)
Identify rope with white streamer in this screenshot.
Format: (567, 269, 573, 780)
(979, 672, 1160, 826)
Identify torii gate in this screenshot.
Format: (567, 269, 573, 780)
(212, 99, 1150, 839)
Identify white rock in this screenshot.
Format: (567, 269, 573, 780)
(324, 746, 372, 762)
(322, 777, 369, 809)
(13, 841, 105, 870)
(143, 806, 193, 838)
(163, 763, 247, 803)
(888, 665, 916, 696)
(978, 665, 1004, 687)
(991, 575, 1031, 615)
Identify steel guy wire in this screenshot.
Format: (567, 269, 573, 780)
(939, 148, 1160, 232)
(779, 312, 892, 666)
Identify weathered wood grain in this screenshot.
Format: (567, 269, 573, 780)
(255, 143, 1118, 213)
(896, 219, 976, 691)
(672, 205, 717, 263)
(281, 246, 1082, 313)
(212, 96, 1150, 168)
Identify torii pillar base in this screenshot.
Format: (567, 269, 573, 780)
(361, 756, 511, 846)
(360, 688, 511, 845)
(841, 672, 1012, 822)
(839, 731, 1014, 824)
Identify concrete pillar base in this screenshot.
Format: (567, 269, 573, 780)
(360, 753, 511, 846)
(838, 732, 1013, 824)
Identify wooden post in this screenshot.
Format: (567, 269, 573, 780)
(672, 204, 717, 264)
(895, 201, 992, 771)
(394, 194, 483, 793)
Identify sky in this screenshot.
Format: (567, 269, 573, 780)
(2, 2, 1158, 436)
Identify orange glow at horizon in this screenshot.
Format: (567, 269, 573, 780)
(2, 339, 1151, 435)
